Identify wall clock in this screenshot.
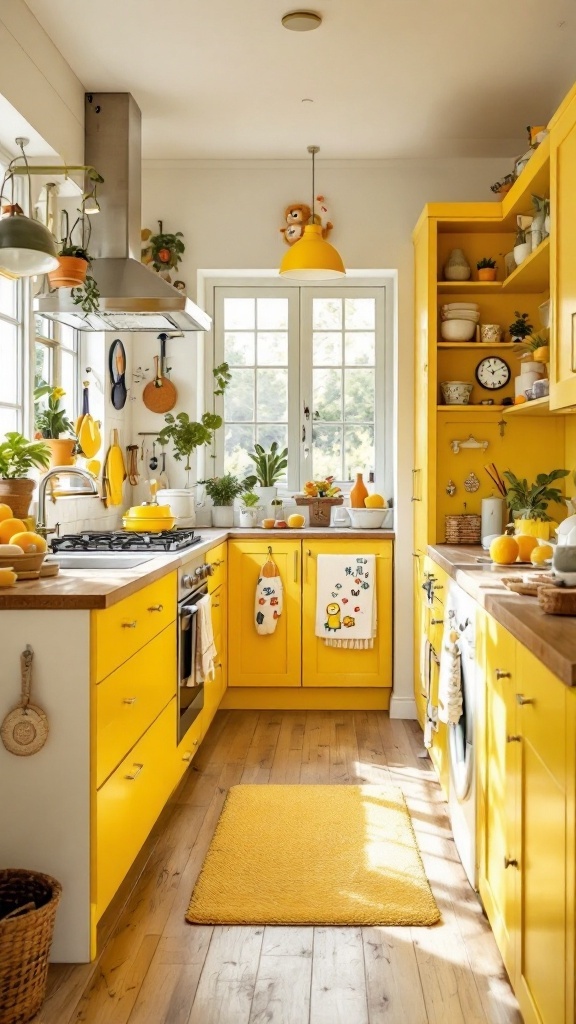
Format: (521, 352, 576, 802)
(475, 356, 511, 390)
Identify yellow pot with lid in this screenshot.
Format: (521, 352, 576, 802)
(122, 503, 175, 532)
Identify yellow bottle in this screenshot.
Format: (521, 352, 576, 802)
(350, 473, 368, 508)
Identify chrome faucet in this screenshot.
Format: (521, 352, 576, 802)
(36, 466, 100, 539)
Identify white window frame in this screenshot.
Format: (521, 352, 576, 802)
(33, 317, 80, 421)
(203, 271, 394, 500)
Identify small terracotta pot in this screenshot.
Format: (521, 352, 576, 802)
(45, 438, 76, 468)
(477, 267, 497, 281)
(0, 477, 36, 518)
(48, 256, 88, 288)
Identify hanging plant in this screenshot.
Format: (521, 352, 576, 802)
(141, 220, 185, 275)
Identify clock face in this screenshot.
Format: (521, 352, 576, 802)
(475, 356, 511, 390)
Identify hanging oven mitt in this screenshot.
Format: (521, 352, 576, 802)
(255, 553, 283, 634)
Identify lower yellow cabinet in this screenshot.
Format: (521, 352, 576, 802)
(228, 538, 392, 690)
(476, 610, 572, 1024)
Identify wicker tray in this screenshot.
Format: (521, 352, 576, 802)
(294, 495, 343, 527)
(445, 514, 481, 545)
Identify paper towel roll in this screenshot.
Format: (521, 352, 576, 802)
(481, 497, 505, 540)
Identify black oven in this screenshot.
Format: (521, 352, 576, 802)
(177, 579, 207, 742)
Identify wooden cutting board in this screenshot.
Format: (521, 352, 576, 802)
(142, 355, 177, 413)
(538, 586, 576, 615)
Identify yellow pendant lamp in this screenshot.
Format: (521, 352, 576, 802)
(279, 146, 345, 279)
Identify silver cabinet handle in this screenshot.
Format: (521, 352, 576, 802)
(504, 857, 518, 869)
(516, 694, 534, 706)
(495, 669, 511, 680)
(411, 468, 422, 502)
(212, 602, 220, 608)
(294, 549, 298, 582)
(121, 620, 137, 629)
(122, 697, 137, 705)
(506, 734, 521, 743)
(125, 763, 143, 781)
(148, 604, 163, 612)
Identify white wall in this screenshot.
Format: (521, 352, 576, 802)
(140, 156, 506, 714)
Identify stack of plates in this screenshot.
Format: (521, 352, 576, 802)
(441, 302, 480, 323)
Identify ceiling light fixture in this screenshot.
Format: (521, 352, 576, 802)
(279, 146, 345, 280)
(0, 138, 59, 276)
(282, 11, 322, 31)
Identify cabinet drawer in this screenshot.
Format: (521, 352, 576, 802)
(96, 697, 177, 920)
(92, 573, 176, 682)
(516, 645, 567, 789)
(96, 625, 176, 788)
(206, 543, 227, 594)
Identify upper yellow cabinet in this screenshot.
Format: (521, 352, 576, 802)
(549, 83, 576, 410)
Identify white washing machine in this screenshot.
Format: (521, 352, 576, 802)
(444, 582, 477, 889)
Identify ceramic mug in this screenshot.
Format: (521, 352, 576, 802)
(480, 323, 501, 344)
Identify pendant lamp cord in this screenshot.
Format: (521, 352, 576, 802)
(310, 148, 315, 224)
(17, 138, 32, 214)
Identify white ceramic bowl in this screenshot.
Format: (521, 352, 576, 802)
(440, 318, 476, 341)
(440, 380, 474, 405)
(441, 310, 480, 322)
(442, 302, 479, 311)
(347, 508, 387, 529)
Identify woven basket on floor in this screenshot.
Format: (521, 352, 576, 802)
(0, 869, 62, 1024)
(445, 514, 481, 544)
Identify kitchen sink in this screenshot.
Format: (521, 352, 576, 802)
(51, 553, 157, 570)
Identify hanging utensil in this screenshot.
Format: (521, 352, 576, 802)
(149, 441, 158, 471)
(158, 447, 169, 489)
(104, 428, 126, 507)
(78, 381, 101, 459)
(142, 339, 177, 413)
(126, 445, 139, 486)
(110, 339, 128, 411)
(1, 646, 49, 757)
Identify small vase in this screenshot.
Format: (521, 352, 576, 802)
(239, 509, 258, 528)
(45, 438, 76, 469)
(443, 248, 471, 281)
(513, 242, 531, 266)
(350, 473, 369, 508)
(211, 505, 234, 528)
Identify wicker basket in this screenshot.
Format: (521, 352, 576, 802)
(0, 869, 62, 1024)
(445, 514, 481, 545)
(294, 495, 343, 527)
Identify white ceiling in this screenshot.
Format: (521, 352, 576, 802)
(24, 0, 576, 161)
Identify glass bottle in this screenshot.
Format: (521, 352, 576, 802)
(350, 472, 369, 508)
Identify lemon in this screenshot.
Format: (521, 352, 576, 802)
(530, 543, 553, 565)
(365, 493, 386, 509)
(515, 534, 538, 562)
(489, 534, 519, 565)
(0, 503, 14, 523)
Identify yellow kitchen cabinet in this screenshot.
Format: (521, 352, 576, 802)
(228, 539, 301, 687)
(92, 572, 176, 682)
(476, 608, 519, 980)
(549, 82, 576, 410)
(301, 539, 392, 688)
(476, 610, 573, 1024)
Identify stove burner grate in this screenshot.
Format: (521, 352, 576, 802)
(51, 529, 202, 554)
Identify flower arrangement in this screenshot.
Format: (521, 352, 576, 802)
(33, 384, 74, 439)
(301, 476, 341, 498)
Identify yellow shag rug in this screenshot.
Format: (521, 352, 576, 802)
(186, 784, 440, 926)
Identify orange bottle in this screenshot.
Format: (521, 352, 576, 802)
(350, 472, 368, 508)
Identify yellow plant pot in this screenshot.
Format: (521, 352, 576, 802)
(532, 345, 550, 363)
(44, 438, 76, 469)
(514, 518, 551, 540)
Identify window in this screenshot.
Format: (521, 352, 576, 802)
(214, 284, 387, 491)
(0, 273, 24, 434)
(34, 316, 79, 419)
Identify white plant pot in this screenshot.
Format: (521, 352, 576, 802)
(211, 505, 235, 528)
(254, 485, 277, 523)
(513, 242, 531, 266)
(239, 509, 259, 527)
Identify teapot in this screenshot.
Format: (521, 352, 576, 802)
(552, 544, 576, 586)
(555, 513, 576, 547)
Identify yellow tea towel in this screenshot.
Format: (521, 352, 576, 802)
(315, 554, 376, 648)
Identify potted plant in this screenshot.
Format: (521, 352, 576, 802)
(141, 220, 185, 282)
(513, 224, 531, 267)
(200, 474, 245, 527)
(0, 432, 51, 517)
(508, 311, 534, 344)
(156, 364, 231, 487)
(48, 210, 100, 314)
(503, 467, 569, 540)
(517, 330, 550, 364)
(33, 383, 76, 468)
(238, 490, 263, 528)
(243, 441, 288, 508)
(476, 257, 497, 282)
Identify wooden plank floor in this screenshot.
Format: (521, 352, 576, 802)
(36, 711, 522, 1024)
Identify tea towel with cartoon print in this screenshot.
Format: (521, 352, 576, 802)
(254, 554, 284, 635)
(315, 554, 377, 649)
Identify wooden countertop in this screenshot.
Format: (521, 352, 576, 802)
(428, 543, 576, 687)
(0, 528, 394, 611)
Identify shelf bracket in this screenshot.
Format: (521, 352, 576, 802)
(449, 434, 489, 455)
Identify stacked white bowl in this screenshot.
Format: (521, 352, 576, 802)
(440, 302, 479, 342)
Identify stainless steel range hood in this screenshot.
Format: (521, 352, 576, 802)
(35, 93, 211, 332)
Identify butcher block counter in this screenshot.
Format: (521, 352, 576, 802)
(428, 543, 576, 686)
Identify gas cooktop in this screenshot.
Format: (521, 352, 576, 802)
(51, 529, 202, 554)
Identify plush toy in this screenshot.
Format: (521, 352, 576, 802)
(280, 198, 334, 245)
(280, 204, 311, 245)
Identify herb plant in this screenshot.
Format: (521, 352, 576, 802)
(243, 441, 288, 488)
(0, 433, 51, 478)
(33, 383, 74, 438)
(200, 474, 245, 506)
(476, 257, 497, 269)
(503, 468, 569, 520)
(508, 311, 533, 340)
(156, 363, 231, 475)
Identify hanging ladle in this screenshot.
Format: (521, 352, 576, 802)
(149, 441, 158, 471)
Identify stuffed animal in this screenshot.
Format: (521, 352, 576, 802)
(280, 204, 311, 245)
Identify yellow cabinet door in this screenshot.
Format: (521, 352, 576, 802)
(228, 540, 301, 687)
(550, 86, 576, 410)
(92, 572, 176, 682)
(301, 539, 392, 688)
(476, 610, 518, 981)
(413, 214, 437, 550)
(515, 646, 567, 1024)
